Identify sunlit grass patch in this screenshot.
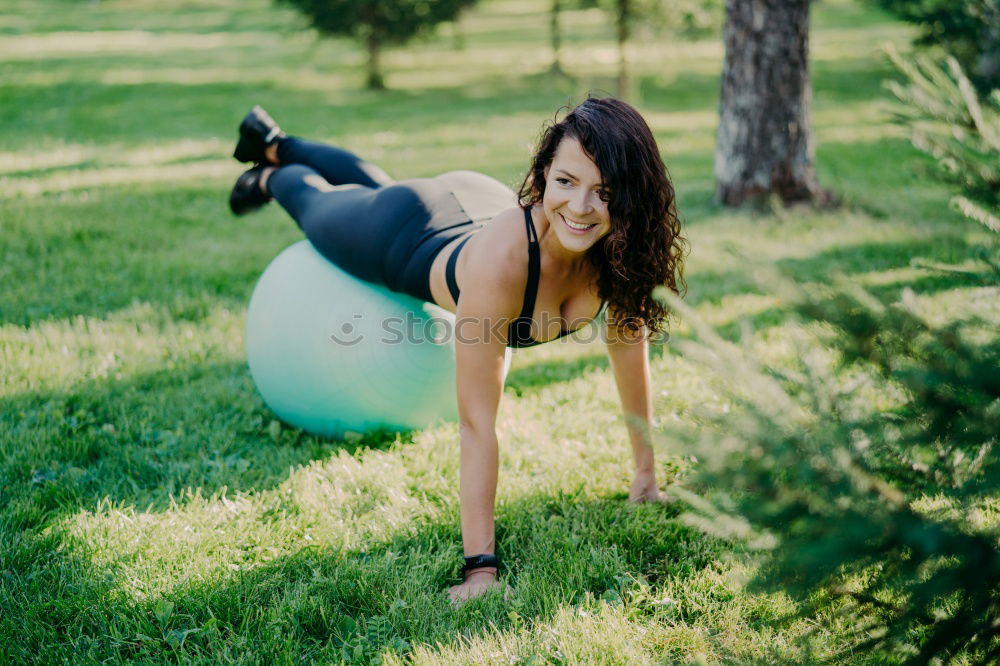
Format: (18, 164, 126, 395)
(1, 137, 230, 179)
(0, 301, 244, 396)
(4, 160, 232, 198)
(0, 30, 280, 61)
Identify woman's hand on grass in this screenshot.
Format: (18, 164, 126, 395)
(629, 469, 665, 503)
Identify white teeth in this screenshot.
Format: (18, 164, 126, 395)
(564, 216, 595, 231)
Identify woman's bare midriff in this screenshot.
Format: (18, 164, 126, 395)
(427, 234, 469, 313)
(427, 207, 605, 343)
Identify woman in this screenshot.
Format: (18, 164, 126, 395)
(229, 97, 686, 603)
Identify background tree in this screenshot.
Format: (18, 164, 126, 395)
(714, 0, 831, 206)
(660, 282, 1000, 664)
(450, 7, 468, 51)
(570, 0, 720, 97)
(573, 0, 654, 98)
(613, 0, 632, 99)
(872, 0, 1000, 91)
(277, 0, 479, 89)
(549, 0, 569, 77)
(670, 0, 723, 38)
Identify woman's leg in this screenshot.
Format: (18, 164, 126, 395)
(266, 164, 425, 286)
(274, 137, 395, 189)
(259, 164, 509, 302)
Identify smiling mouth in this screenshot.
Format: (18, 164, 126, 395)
(561, 214, 596, 232)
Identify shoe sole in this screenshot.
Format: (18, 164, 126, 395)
(229, 168, 271, 215)
(233, 108, 283, 163)
(233, 134, 260, 163)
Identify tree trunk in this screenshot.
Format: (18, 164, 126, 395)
(366, 32, 385, 90)
(714, 0, 830, 206)
(550, 0, 565, 76)
(616, 0, 630, 99)
(452, 10, 466, 51)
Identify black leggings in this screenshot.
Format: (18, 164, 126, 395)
(267, 137, 515, 303)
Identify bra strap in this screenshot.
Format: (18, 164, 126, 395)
(508, 207, 541, 345)
(519, 207, 540, 321)
(445, 235, 472, 305)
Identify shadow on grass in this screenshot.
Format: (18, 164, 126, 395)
(684, 269, 766, 308)
(504, 354, 609, 397)
(0, 182, 298, 327)
(0, 360, 409, 533)
(0, 348, 718, 661)
(811, 55, 901, 106)
(685, 235, 987, 309)
(638, 52, 897, 114)
(694, 279, 994, 346)
(2, 488, 718, 663)
(775, 236, 976, 281)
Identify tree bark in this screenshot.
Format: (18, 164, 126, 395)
(616, 0, 630, 100)
(366, 32, 385, 90)
(452, 10, 466, 51)
(550, 0, 566, 76)
(714, 0, 831, 206)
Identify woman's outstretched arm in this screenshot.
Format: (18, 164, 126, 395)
(604, 315, 662, 503)
(447, 212, 524, 603)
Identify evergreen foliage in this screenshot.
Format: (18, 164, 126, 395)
(660, 284, 1000, 664)
(871, 0, 1000, 90)
(276, 0, 478, 89)
(884, 45, 1000, 274)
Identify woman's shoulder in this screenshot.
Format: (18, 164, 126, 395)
(484, 204, 531, 234)
(457, 206, 532, 313)
(467, 205, 531, 272)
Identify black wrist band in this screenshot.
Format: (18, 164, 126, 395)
(462, 554, 499, 575)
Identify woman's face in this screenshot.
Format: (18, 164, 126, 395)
(542, 136, 613, 254)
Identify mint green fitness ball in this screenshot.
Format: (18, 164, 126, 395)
(246, 241, 509, 438)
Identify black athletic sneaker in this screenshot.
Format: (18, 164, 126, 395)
(229, 165, 271, 215)
(233, 105, 286, 164)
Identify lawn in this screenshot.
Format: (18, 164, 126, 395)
(1, 0, 996, 663)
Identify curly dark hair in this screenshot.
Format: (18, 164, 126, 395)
(517, 96, 687, 335)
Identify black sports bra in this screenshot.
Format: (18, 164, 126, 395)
(445, 206, 607, 348)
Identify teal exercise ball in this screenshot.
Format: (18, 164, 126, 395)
(246, 241, 509, 438)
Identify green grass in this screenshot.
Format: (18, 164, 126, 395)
(2, 0, 998, 662)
